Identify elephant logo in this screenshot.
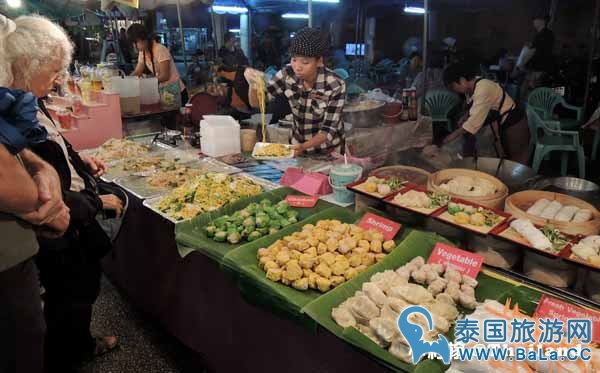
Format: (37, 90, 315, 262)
(397, 305, 451, 364)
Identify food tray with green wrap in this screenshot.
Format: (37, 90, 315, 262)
(301, 230, 520, 372)
(175, 188, 334, 263)
(221, 207, 411, 325)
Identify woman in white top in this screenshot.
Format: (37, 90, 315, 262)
(435, 62, 530, 165)
(2, 14, 122, 371)
(128, 24, 188, 105)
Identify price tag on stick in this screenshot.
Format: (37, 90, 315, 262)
(358, 213, 402, 241)
(428, 242, 484, 279)
(285, 195, 318, 208)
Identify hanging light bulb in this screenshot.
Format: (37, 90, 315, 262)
(7, 0, 22, 8)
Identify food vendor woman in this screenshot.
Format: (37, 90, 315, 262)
(433, 62, 530, 165)
(246, 28, 346, 155)
(127, 24, 188, 105)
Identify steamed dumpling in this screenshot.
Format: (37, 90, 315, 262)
(349, 295, 380, 321)
(573, 209, 593, 223)
(389, 283, 434, 304)
(539, 200, 562, 219)
(332, 302, 357, 328)
(554, 205, 579, 222)
(439, 176, 497, 197)
(526, 198, 550, 216)
(581, 235, 600, 249)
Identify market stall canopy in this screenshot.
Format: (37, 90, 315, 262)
(100, 0, 212, 11)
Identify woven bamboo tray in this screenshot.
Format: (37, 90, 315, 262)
(505, 190, 600, 236)
(427, 168, 508, 210)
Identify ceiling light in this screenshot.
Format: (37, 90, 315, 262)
(229, 29, 240, 33)
(404, 6, 425, 14)
(282, 13, 309, 19)
(300, 0, 339, 3)
(211, 5, 248, 14)
(7, 0, 22, 8)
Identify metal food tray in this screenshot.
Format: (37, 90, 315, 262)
(142, 173, 276, 224)
(100, 148, 204, 183)
(114, 159, 241, 199)
(143, 195, 180, 224)
(99, 149, 169, 182)
(239, 172, 280, 191)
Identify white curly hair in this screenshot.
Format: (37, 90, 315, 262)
(0, 14, 73, 88)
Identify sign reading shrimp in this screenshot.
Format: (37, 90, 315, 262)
(358, 213, 401, 241)
(428, 243, 483, 279)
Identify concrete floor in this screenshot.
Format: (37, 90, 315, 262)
(79, 276, 206, 373)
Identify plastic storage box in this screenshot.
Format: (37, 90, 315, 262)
(200, 115, 241, 157)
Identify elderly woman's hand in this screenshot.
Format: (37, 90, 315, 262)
(80, 153, 107, 177)
(100, 194, 124, 217)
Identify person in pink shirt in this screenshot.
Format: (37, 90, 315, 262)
(128, 24, 188, 105)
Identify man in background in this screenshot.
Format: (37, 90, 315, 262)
(118, 27, 132, 64)
(187, 50, 210, 87)
(398, 52, 423, 88)
(517, 14, 555, 94)
(218, 32, 249, 68)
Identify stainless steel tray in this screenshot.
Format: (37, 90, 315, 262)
(143, 196, 180, 224)
(114, 159, 241, 199)
(142, 173, 275, 223)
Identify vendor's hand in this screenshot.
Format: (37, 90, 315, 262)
(244, 68, 264, 86)
(291, 144, 304, 157)
(100, 194, 124, 217)
(80, 153, 107, 177)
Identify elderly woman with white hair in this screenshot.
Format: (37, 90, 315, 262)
(1, 14, 122, 372)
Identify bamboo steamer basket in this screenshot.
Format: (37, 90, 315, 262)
(505, 190, 600, 236)
(427, 168, 508, 210)
(369, 165, 431, 186)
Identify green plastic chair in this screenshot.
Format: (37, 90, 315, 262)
(333, 68, 349, 81)
(526, 107, 585, 178)
(346, 82, 366, 95)
(527, 87, 584, 129)
(423, 90, 461, 132)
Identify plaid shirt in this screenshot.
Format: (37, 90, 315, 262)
(267, 66, 346, 153)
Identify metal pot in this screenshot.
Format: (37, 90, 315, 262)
(342, 100, 385, 128)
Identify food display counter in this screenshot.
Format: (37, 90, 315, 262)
(86, 135, 600, 372)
